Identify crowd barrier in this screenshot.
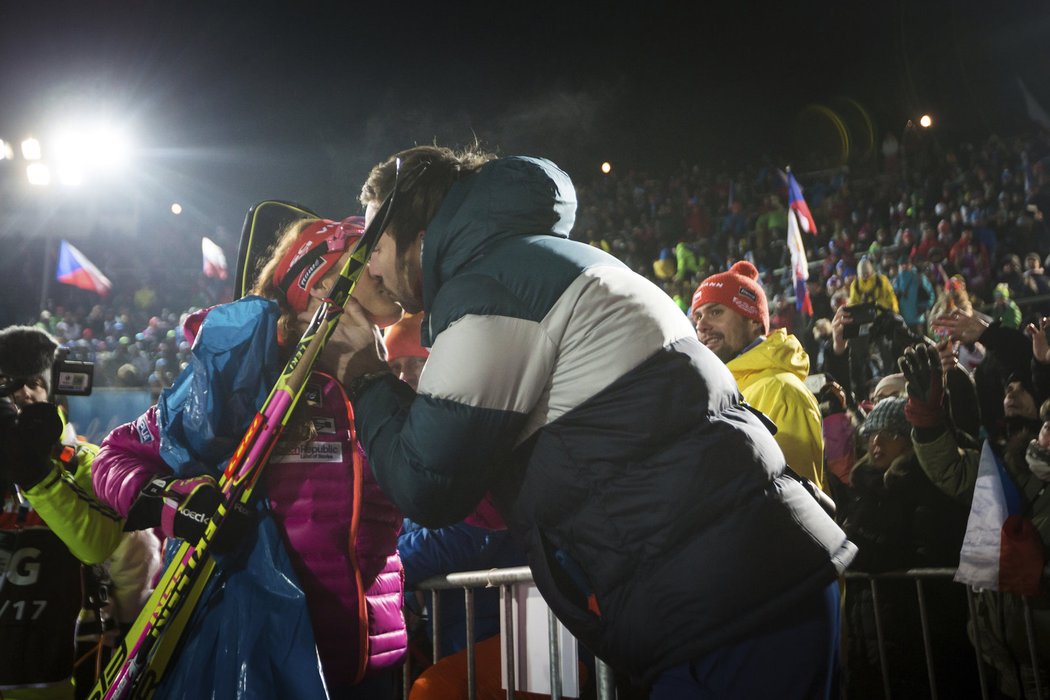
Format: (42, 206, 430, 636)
(843, 568, 1046, 700)
(66, 387, 153, 444)
(408, 566, 1048, 700)
(407, 566, 616, 700)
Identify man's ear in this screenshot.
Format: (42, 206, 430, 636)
(749, 318, 765, 338)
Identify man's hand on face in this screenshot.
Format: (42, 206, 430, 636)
(301, 294, 391, 386)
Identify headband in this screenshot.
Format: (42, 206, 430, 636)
(273, 217, 364, 312)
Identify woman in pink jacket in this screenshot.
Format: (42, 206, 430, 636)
(92, 217, 407, 698)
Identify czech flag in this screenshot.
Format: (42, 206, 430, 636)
(56, 240, 112, 296)
(202, 237, 228, 280)
(956, 441, 1043, 596)
(787, 170, 818, 236)
(787, 209, 813, 315)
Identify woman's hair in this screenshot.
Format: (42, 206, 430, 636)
(248, 217, 321, 448)
(250, 217, 318, 351)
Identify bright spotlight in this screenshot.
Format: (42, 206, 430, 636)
(171, 203, 183, 215)
(27, 163, 51, 186)
(53, 125, 131, 174)
(58, 165, 84, 187)
(0, 140, 12, 161)
(94, 127, 131, 170)
(919, 114, 933, 128)
(21, 138, 42, 161)
(601, 161, 612, 174)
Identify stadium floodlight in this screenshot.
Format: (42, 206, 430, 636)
(601, 161, 612, 174)
(0, 140, 12, 160)
(21, 137, 42, 161)
(919, 114, 933, 128)
(26, 163, 51, 186)
(171, 202, 183, 215)
(58, 164, 84, 187)
(53, 124, 132, 175)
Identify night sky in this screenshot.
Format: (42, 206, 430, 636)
(2, 0, 1050, 237)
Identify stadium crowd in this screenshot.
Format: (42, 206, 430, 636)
(7, 129, 1050, 698)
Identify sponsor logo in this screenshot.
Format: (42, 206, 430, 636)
(135, 417, 153, 444)
(1, 547, 42, 585)
(737, 286, 758, 302)
(180, 509, 209, 524)
(271, 441, 343, 464)
(285, 241, 314, 270)
(732, 297, 757, 315)
(703, 281, 725, 288)
(312, 416, 336, 433)
(297, 256, 326, 290)
(304, 386, 323, 407)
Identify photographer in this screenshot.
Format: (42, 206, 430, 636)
(828, 302, 926, 404)
(0, 326, 155, 700)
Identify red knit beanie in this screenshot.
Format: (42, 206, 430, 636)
(383, 312, 429, 362)
(690, 261, 769, 333)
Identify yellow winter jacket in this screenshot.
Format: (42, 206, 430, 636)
(848, 274, 899, 313)
(727, 329, 825, 489)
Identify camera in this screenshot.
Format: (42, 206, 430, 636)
(842, 302, 924, 346)
(842, 303, 879, 339)
(0, 350, 93, 399)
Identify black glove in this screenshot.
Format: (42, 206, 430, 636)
(0, 402, 63, 489)
(125, 473, 255, 552)
(126, 474, 223, 542)
(898, 343, 945, 428)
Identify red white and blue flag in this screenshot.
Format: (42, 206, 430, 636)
(202, 237, 228, 280)
(56, 240, 112, 296)
(956, 441, 1043, 595)
(787, 170, 818, 236)
(787, 208, 813, 315)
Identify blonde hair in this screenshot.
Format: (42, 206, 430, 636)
(248, 217, 322, 448)
(250, 218, 319, 352)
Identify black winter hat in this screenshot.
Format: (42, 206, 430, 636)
(0, 326, 58, 379)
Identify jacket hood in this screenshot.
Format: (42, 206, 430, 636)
(421, 156, 576, 311)
(728, 328, 810, 382)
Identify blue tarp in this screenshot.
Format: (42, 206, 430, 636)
(154, 296, 329, 699)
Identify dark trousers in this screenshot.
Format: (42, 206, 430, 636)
(649, 581, 841, 700)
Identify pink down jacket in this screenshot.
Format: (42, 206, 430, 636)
(92, 372, 406, 689)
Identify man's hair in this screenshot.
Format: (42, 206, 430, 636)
(359, 145, 495, 255)
(0, 326, 58, 379)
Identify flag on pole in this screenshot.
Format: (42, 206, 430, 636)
(56, 240, 112, 296)
(1018, 77, 1050, 132)
(787, 170, 818, 235)
(202, 237, 228, 280)
(956, 441, 1043, 595)
(787, 210, 813, 315)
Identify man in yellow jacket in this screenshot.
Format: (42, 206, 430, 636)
(691, 261, 825, 489)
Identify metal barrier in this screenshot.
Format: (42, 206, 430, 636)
(406, 566, 616, 700)
(406, 566, 1047, 700)
(844, 568, 1047, 700)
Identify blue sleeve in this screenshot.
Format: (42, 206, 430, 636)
(399, 521, 526, 587)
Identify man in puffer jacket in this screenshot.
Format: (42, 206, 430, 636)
(331, 145, 857, 697)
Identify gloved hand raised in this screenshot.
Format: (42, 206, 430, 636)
(0, 401, 63, 489)
(898, 343, 945, 427)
